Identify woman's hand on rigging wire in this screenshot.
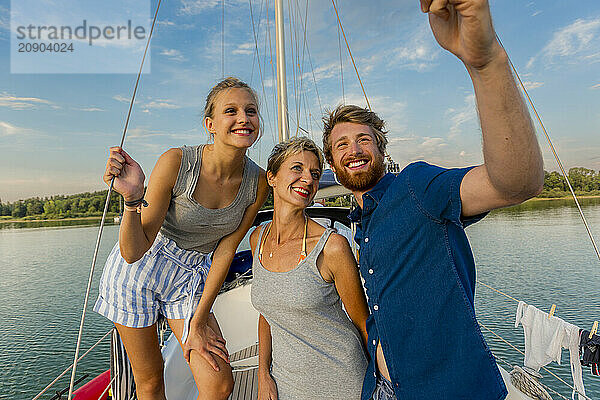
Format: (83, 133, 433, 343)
(103, 146, 145, 201)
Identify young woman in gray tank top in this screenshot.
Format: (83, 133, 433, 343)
(250, 137, 369, 400)
(95, 77, 269, 400)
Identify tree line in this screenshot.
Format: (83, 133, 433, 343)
(1, 167, 600, 219)
(540, 167, 600, 198)
(0, 190, 122, 219)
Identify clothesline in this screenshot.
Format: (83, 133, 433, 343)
(477, 279, 598, 333)
(477, 279, 521, 303)
(480, 323, 592, 400)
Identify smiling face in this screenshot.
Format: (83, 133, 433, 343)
(204, 87, 260, 149)
(268, 150, 322, 209)
(329, 122, 386, 193)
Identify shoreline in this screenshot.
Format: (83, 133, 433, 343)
(0, 215, 111, 224)
(525, 195, 600, 202)
(2, 195, 600, 224)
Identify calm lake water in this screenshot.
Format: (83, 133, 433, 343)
(1, 199, 599, 399)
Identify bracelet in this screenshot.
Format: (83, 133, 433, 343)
(124, 205, 140, 213)
(123, 197, 148, 214)
(124, 197, 148, 207)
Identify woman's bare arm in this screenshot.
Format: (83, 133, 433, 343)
(321, 233, 369, 347)
(104, 147, 181, 263)
(183, 173, 269, 368)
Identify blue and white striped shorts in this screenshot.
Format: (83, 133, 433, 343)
(94, 233, 211, 343)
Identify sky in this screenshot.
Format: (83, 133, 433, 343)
(1, 0, 599, 202)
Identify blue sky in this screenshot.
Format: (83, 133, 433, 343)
(1, 0, 599, 202)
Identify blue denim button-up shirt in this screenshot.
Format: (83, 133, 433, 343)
(350, 162, 507, 400)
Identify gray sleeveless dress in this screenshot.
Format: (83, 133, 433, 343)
(251, 225, 368, 400)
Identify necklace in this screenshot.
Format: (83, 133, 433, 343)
(259, 216, 308, 263)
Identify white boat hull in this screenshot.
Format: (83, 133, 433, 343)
(162, 282, 534, 400)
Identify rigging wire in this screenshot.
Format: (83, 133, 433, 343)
(336, 0, 345, 104)
(286, 0, 299, 136)
(222, 0, 225, 79)
(496, 34, 600, 263)
(331, 0, 370, 110)
(266, 0, 280, 151)
(249, 0, 276, 152)
(65, 1, 162, 399)
(33, 329, 114, 400)
(295, 0, 310, 136)
(95, 374, 118, 400)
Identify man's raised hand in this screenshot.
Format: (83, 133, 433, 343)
(420, 0, 503, 70)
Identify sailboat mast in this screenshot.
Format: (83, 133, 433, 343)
(274, 0, 290, 142)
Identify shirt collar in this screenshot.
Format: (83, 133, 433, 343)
(348, 173, 395, 222)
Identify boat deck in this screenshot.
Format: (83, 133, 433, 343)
(229, 344, 259, 400)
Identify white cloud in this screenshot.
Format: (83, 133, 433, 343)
(232, 42, 254, 55)
(113, 95, 130, 103)
(178, 0, 244, 16)
(161, 49, 186, 62)
(447, 94, 477, 138)
(390, 23, 440, 72)
(524, 81, 544, 90)
(0, 121, 34, 137)
(529, 18, 600, 67)
(142, 100, 181, 110)
(78, 107, 105, 112)
(591, 83, 600, 89)
(0, 93, 54, 110)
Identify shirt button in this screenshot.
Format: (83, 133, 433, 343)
(374, 372, 377, 377)
(372, 339, 376, 346)
(373, 304, 379, 311)
(364, 237, 369, 243)
(368, 268, 374, 274)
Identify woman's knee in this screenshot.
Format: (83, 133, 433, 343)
(202, 374, 234, 399)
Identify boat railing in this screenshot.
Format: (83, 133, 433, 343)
(32, 328, 114, 400)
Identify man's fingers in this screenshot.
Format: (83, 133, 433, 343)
(420, 0, 432, 13)
(428, 0, 450, 19)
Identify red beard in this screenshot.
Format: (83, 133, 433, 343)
(334, 154, 385, 192)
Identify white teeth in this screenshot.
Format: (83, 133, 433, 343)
(233, 129, 251, 134)
(348, 160, 367, 168)
(294, 187, 309, 195)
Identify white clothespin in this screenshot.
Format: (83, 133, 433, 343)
(548, 304, 556, 319)
(590, 321, 598, 339)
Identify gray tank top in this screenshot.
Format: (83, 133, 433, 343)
(160, 145, 260, 253)
(251, 224, 368, 400)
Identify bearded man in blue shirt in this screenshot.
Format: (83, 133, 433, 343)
(322, 1, 544, 399)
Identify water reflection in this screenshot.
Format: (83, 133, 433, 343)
(0, 218, 117, 230)
(493, 196, 600, 216)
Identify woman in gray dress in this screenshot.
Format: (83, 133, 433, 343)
(250, 137, 369, 400)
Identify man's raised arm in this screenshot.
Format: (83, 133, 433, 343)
(422, 0, 544, 216)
